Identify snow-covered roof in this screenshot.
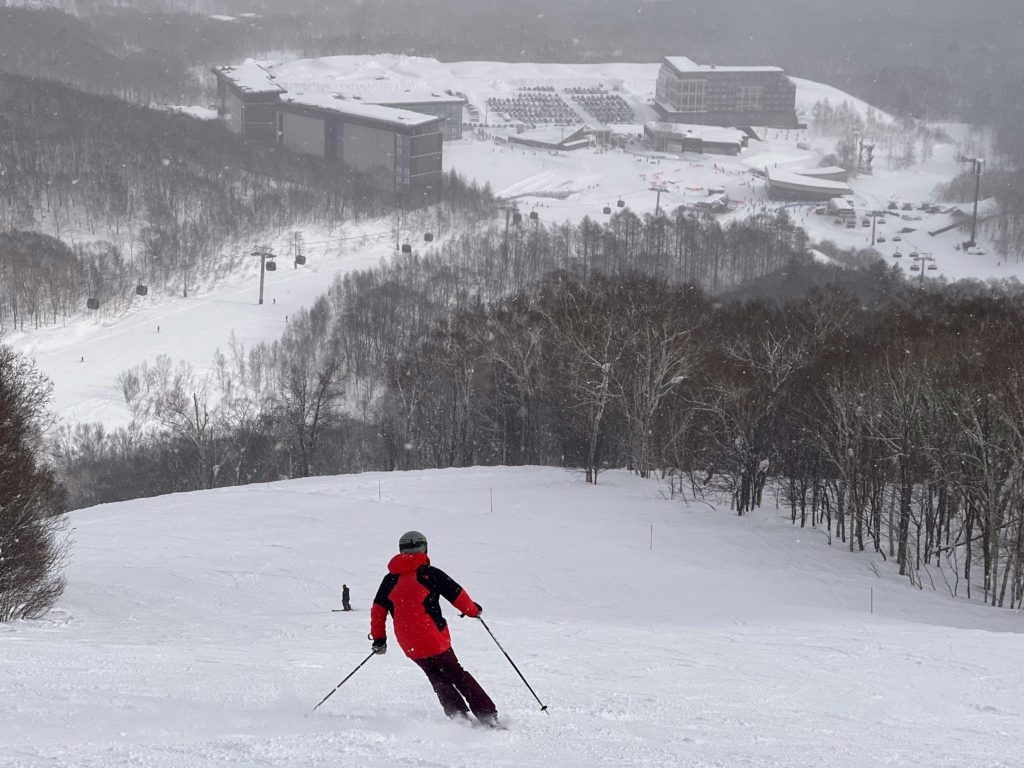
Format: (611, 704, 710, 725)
(664, 57, 784, 75)
(603, 123, 645, 134)
(944, 197, 998, 215)
(339, 91, 466, 106)
(281, 93, 440, 128)
(793, 166, 848, 178)
(766, 167, 852, 194)
(213, 63, 285, 95)
(509, 125, 590, 147)
(663, 56, 699, 72)
(645, 121, 745, 145)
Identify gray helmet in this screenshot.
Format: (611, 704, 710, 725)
(399, 530, 428, 554)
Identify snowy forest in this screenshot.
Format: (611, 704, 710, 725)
(41, 215, 1024, 612)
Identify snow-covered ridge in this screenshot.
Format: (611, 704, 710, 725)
(2, 466, 1022, 766)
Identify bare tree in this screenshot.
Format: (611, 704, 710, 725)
(119, 354, 226, 490)
(270, 297, 348, 477)
(0, 344, 67, 621)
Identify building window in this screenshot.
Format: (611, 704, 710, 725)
(673, 79, 706, 112)
(738, 85, 764, 112)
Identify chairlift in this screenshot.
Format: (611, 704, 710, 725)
(294, 254, 307, 266)
(927, 263, 938, 271)
(910, 264, 920, 271)
(909, 251, 919, 259)
(265, 260, 277, 272)
(512, 212, 523, 225)
(603, 205, 612, 214)
(529, 211, 539, 221)
(135, 284, 148, 296)
(616, 199, 625, 208)
(402, 243, 412, 254)
(86, 297, 100, 310)
(892, 250, 902, 258)
(424, 232, 434, 242)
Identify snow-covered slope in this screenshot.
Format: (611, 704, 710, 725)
(5, 221, 399, 427)
(2, 467, 1022, 767)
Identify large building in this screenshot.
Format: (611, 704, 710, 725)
(339, 92, 466, 141)
(277, 94, 444, 201)
(211, 63, 285, 141)
(211, 65, 448, 203)
(654, 57, 798, 129)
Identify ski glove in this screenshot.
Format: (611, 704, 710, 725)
(372, 637, 387, 655)
(460, 603, 483, 618)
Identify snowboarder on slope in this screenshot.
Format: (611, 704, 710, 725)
(370, 530, 499, 726)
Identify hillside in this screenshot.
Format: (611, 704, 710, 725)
(1, 466, 1021, 767)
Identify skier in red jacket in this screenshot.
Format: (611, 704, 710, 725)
(370, 530, 499, 727)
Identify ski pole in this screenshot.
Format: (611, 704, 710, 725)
(311, 650, 376, 713)
(475, 617, 549, 714)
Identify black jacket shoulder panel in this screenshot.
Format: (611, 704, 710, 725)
(418, 565, 464, 604)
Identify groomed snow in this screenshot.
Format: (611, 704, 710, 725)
(2, 467, 1022, 767)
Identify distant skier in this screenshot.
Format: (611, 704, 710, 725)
(370, 530, 499, 727)
(342, 584, 352, 611)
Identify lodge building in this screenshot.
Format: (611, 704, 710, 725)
(212, 63, 286, 141)
(654, 57, 798, 129)
(342, 92, 466, 141)
(277, 94, 444, 201)
(211, 66, 458, 203)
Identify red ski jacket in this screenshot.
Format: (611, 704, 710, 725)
(370, 553, 480, 660)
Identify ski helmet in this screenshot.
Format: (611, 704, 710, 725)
(399, 530, 428, 553)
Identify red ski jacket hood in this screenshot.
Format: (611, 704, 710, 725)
(371, 555, 479, 659)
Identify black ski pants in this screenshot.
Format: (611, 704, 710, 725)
(413, 648, 496, 721)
